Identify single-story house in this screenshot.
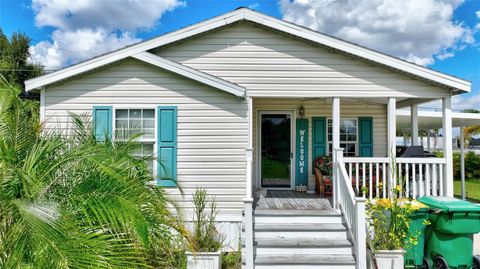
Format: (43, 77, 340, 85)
(25, 8, 471, 269)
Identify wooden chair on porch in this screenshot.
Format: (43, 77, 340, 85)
(313, 156, 333, 197)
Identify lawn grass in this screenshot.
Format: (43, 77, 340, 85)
(261, 157, 289, 179)
(454, 180, 480, 202)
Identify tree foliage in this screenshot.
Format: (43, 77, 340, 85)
(0, 29, 43, 93)
(0, 77, 191, 268)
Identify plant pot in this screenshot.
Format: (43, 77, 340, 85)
(373, 249, 406, 269)
(186, 251, 222, 269)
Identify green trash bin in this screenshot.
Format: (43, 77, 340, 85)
(403, 200, 430, 269)
(418, 196, 480, 269)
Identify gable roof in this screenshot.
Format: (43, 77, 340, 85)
(25, 7, 471, 93)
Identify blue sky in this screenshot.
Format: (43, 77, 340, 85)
(1, 0, 479, 110)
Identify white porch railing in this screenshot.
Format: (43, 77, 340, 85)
(343, 157, 446, 199)
(335, 149, 367, 269)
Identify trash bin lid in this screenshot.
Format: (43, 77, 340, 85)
(418, 196, 480, 213)
(406, 200, 429, 211)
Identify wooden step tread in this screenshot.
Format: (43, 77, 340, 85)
(254, 209, 341, 216)
(253, 238, 352, 247)
(254, 254, 356, 265)
(253, 223, 346, 231)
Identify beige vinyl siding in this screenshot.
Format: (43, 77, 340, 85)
(43, 59, 248, 220)
(156, 22, 451, 99)
(253, 98, 387, 190)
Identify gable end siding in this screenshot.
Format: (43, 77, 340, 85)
(156, 23, 452, 99)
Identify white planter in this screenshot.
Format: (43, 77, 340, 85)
(373, 250, 406, 269)
(186, 251, 222, 269)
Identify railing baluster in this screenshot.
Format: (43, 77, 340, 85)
(398, 161, 403, 198)
(362, 163, 366, 198)
(406, 163, 410, 198)
(412, 163, 417, 198)
(419, 163, 424, 197)
(426, 163, 431, 196)
(348, 162, 352, 187)
(369, 163, 373, 199)
(439, 164, 443, 195)
(432, 164, 437, 196)
(382, 162, 386, 198)
(356, 163, 359, 194)
(375, 163, 379, 198)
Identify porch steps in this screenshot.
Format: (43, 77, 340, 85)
(243, 209, 356, 269)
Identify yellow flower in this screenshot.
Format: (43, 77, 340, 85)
(395, 185, 401, 192)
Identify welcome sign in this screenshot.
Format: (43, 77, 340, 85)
(295, 119, 309, 187)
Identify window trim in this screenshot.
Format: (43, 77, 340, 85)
(113, 106, 157, 183)
(327, 118, 358, 156)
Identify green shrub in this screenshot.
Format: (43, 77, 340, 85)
(221, 251, 241, 269)
(434, 151, 480, 181)
(453, 151, 480, 180)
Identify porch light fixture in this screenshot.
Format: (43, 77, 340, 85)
(299, 106, 305, 118)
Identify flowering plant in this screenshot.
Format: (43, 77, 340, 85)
(315, 156, 332, 176)
(366, 185, 420, 251)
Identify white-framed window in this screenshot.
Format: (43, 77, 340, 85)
(327, 118, 357, 157)
(114, 109, 155, 174)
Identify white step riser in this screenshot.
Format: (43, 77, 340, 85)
(254, 246, 354, 255)
(254, 231, 348, 240)
(252, 265, 355, 269)
(254, 216, 343, 224)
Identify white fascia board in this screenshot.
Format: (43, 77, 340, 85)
(133, 52, 245, 97)
(26, 8, 471, 93)
(243, 9, 471, 92)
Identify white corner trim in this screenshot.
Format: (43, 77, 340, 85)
(40, 87, 45, 122)
(132, 52, 245, 97)
(25, 8, 471, 93)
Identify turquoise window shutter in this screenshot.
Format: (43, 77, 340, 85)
(295, 119, 309, 187)
(93, 106, 112, 141)
(157, 106, 177, 187)
(312, 117, 327, 173)
(359, 117, 373, 157)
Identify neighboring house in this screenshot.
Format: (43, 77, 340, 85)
(25, 8, 471, 269)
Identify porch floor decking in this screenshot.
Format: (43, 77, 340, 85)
(254, 190, 333, 210)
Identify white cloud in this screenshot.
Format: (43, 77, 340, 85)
(248, 3, 260, 10)
(30, 29, 140, 70)
(280, 0, 474, 66)
(29, 0, 183, 69)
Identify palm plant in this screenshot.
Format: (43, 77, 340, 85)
(0, 77, 190, 269)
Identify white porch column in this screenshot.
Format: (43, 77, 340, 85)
(427, 129, 431, 151)
(387, 98, 396, 189)
(332, 97, 340, 210)
(442, 96, 453, 197)
(460, 125, 465, 200)
(387, 98, 396, 157)
(243, 96, 254, 268)
(411, 104, 419, 145)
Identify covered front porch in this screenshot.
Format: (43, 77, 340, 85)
(248, 96, 454, 200)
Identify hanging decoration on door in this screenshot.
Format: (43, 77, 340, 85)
(295, 119, 309, 187)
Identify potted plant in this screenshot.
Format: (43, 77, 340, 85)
(186, 188, 224, 269)
(366, 185, 418, 269)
